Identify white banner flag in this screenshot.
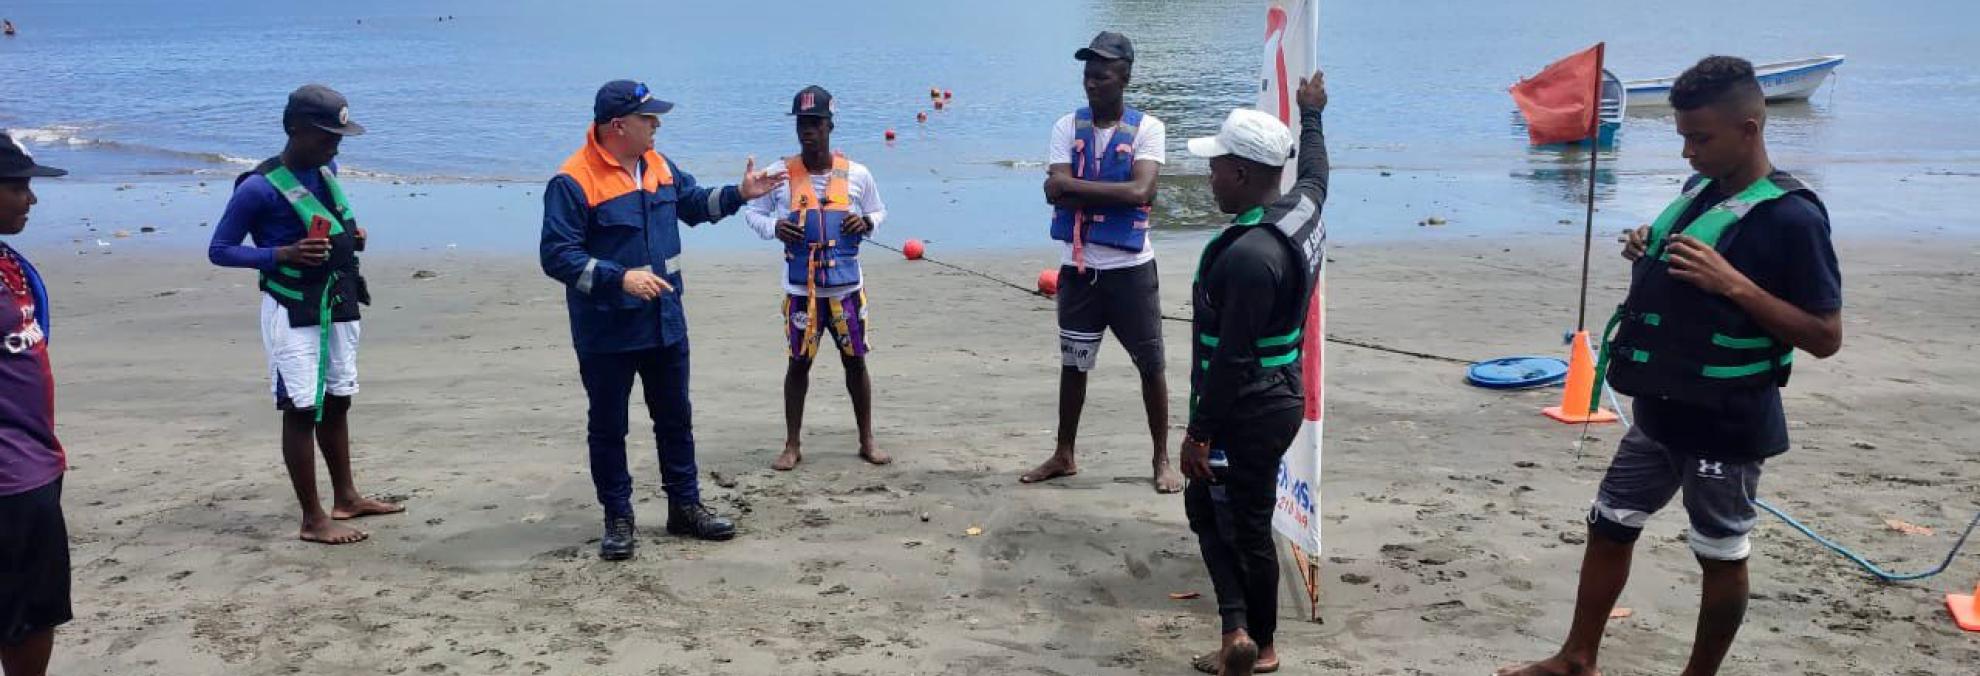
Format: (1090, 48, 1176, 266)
(1260, 0, 1325, 555)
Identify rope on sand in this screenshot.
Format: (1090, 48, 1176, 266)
(868, 239, 1476, 365)
(1605, 388, 1979, 582)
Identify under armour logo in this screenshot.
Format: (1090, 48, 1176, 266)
(1697, 460, 1726, 478)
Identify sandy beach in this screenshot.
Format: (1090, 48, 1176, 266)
(9, 215, 1972, 675)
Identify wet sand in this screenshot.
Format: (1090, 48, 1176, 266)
(20, 211, 1980, 674)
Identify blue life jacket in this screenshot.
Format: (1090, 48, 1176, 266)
(1050, 107, 1152, 258)
(783, 153, 862, 289)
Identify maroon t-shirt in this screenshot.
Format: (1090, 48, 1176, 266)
(0, 242, 63, 496)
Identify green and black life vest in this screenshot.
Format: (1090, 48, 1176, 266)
(1189, 201, 1325, 416)
(238, 158, 369, 329)
(1595, 172, 1823, 409)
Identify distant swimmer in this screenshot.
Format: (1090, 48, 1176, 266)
(4, 20, 17, 36)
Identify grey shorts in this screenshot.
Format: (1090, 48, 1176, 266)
(1056, 260, 1165, 374)
(1589, 426, 1764, 561)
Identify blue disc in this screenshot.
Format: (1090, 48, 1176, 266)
(1466, 356, 1570, 390)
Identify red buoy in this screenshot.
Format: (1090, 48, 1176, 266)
(885, 129, 897, 141)
(943, 89, 953, 100)
(1036, 269, 1059, 297)
(933, 100, 945, 111)
(902, 239, 925, 260)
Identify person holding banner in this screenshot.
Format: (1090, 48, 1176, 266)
(1499, 57, 1841, 676)
(1179, 71, 1330, 676)
(1022, 31, 1181, 493)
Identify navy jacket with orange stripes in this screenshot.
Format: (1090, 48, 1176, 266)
(541, 126, 744, 354)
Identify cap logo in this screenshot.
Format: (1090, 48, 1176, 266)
(800, 92, 816, 110)
(338, 107, 351, 125)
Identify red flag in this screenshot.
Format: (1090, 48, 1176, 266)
(1510, 43, 1605, 145)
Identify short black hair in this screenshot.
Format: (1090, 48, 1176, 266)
(1669, 56, 1764, 112)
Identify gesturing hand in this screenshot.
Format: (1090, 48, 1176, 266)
(739, 156, 787, 200)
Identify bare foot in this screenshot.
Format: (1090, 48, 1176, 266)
(1153, 461, 1184, 494)
(859, 441, 892, 466)
(773, 442, 802, 471)
(1495, 656, 1600, 676)
(331, 496, 404, 520)
(300, 518, 368, 545)
(1019, 455, 1078, 484)
(1223, 635, 1259, 676)
(1255, 644, 1280, 673)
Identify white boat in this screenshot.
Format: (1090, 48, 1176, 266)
(1624, 55, 1845, 108)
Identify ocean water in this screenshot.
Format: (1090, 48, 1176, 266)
(4, 0, 1977, 251)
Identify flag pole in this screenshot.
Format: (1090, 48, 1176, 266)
(1576, 43, 1605, 332)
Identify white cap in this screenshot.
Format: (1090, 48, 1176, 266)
(1186, 108, 1294, 167)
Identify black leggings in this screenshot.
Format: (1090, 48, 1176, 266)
(1183, 406, 1303, 647)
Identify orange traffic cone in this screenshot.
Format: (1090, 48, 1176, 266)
(1543, 330, 1619, 424)
(1950, 580, 1980, 632)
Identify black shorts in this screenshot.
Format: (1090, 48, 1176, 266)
(1056, 260, 1165, 374)
(1, 477, 72, 646)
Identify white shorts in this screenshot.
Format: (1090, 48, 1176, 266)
(261, 294, 360, 411)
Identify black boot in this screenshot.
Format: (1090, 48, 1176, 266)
(666, 502, 736, 541)
(599, 515, 636, 561)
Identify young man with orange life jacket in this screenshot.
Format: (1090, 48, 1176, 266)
(1021, 31, 1182, 494)
(208, 85, 404, 547)
(1499, 56, 1843, 676)
(541, 80, 784, 561)
(743, 86, 890, 471)
(1, 132, 69, 676)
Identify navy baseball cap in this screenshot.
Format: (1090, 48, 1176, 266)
(0, 133, 67, 179)
(285, 84, 366, 136)
(789, 85, 836, 118)
(1074, 31, 1134, 62)
(594, 80, 674, 123)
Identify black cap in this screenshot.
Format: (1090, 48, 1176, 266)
(1074, 31, 1134, 62)
(285, 84, 366, 136)
(0, 133, 67, 179)
(789, 85, 836, 118)
(594, 80, 674, 124)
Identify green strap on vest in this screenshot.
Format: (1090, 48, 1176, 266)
(1645, 176, 1788, 259)
(1193, 206, 1298, 370)
(1590, 176, 1798, 411)
(262, 165, 356, 423)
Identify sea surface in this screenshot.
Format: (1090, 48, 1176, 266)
(5, 0, 1977, 251)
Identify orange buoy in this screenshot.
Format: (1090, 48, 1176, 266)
(884, 129, 897, 141)
(916, 111, 927, 124)
(1036, 268, 1059, 297)
(902, 239, 925, 260)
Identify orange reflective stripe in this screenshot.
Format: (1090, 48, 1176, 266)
(559, 125, 677, 207)
(640, 149, 675, 189)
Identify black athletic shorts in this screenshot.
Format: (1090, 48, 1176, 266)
(1056, 259, 1165, 374)
(1, 477, 72, 646)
